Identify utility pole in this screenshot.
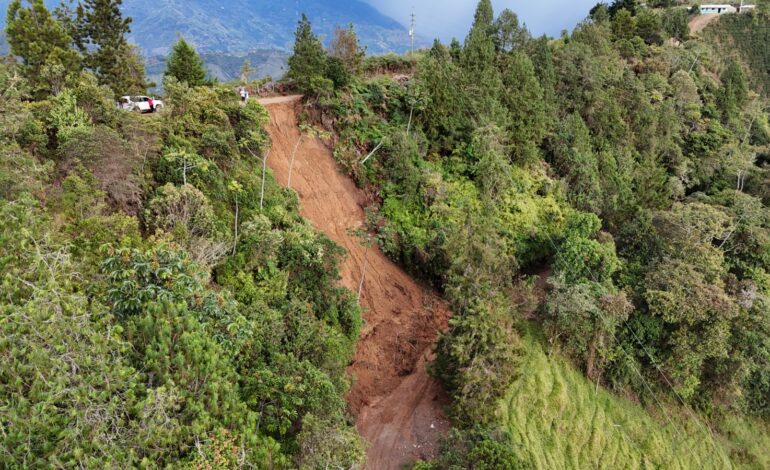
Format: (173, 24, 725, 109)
(409, 10, 415, 54)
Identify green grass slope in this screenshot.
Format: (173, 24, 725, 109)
(717, 416, 770, 469)
(500, 337, 736, 470)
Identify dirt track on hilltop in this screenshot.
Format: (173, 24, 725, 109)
(689, 13, 720, 34)
(260, 95, 451, 469)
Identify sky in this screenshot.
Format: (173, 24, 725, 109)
(364, 0, 599, 41)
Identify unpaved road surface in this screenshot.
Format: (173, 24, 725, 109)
(689, 14, 719, 34)
(260, 96, 451, 469)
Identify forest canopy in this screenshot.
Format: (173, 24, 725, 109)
(3, 0, 770, 468)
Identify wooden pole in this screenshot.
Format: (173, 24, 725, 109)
(260, 150, 270, 211)
(407, 104, 414, 135)
(361, 141, 383, 164)
(357, 236, 371, 304)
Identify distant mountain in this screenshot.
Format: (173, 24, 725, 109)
(145, 49, 291, 85)
(0, 0, 424, 55)
(126, 0, 421, 56)
(1, 0, 425, 81)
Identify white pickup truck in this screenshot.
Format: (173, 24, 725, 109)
(118, 95, 164, 113)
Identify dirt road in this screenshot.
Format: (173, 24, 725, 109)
(689, 13, 719, 34)
(260, 96, 451, 469)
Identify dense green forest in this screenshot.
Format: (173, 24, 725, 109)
(3, 0, 770, 468)
(1, 0, 364, 468)
(288, 0, 770, 467)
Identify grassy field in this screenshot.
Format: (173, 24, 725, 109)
(499, 337, 749, 469)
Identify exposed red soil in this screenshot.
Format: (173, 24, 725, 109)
(260, 96, 451, 469)
(689, 13, 720, 34)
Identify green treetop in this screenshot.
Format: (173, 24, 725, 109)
(287, 14, 328, 94)
(608, 0, 638, 16)
(5, 0, 80, 96)
(463, 0, 497, 75)
(493, 8, 530, 52)
(74, 0, 135, 93)
(461, 0, 508, 134)
(472, 0, 494, 32)
(718, 60, 749, 127)
(164, 37, 207, 86)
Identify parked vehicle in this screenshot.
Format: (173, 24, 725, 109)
(118, 95, 164, 113)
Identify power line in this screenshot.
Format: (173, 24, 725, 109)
(539, 229, 713, 465)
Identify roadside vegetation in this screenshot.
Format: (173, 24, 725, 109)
(1, 0, 364, 468)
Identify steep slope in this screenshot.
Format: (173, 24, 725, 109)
(704, 8, 770, 96)
(501, 337, 736, 469)
(259, 95, 451, 469)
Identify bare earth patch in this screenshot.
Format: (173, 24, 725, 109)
(260, 96, 451, 469)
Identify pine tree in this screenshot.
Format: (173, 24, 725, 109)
(472, 0, 494, 32)
(287, 14, 328, 94)
(164, 37, 207, 87)
(449, 38, 462, 62)
(5, 0, 80, 96)
(75, 0, 134, 94)
(718, 60, 749, 127)
(464, 0, 496, 69)
(418, 40, 469, 152)
(461, 0, 508, 133)
(501, 51, 547, 162)
(112, 43, 148, 94)
(527, 35, 557, 122)
(493, 8, 530, 52)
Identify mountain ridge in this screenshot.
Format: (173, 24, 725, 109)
(0, 0, 427, 56)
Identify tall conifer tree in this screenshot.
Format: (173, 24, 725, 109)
(461, 0, 509, 134)
(287, 14, 328, 94)
(75, 0, 137, 93)
(164, 38, 207, 86)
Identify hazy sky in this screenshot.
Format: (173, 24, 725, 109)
(363, 0, 598, 41)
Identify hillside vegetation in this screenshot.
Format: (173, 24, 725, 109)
(705, 3, 770, 96)
(286, 0, 770, 468)
(1, 1, 365, 468)
(502, 336, 731, 469)
(3, 0, 770, 468)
